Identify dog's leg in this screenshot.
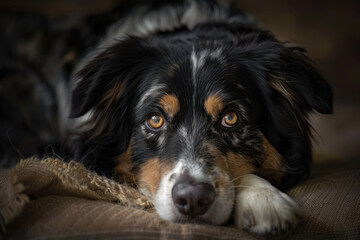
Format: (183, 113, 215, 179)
(235, 174, 300, 235)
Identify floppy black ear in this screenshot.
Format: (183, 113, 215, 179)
(70, 37, 154, 118)
(268, 45, 333, 114)
(68, 37, 155, 174)
(232, 27, 333, 115)
(263, 43, 333, 188)
(233, 31, 333, 189)
(266, 45, 333, 188)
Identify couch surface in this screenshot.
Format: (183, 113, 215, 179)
(1, 158, 359, 240)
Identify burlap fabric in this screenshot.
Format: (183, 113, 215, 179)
(0, 158, 359, 240)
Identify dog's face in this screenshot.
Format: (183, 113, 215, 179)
(125, 48, 268, 224)
(70, 25, 332, 225)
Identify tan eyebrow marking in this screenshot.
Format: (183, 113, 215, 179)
(159, 94, 180, 118)
(204, 95, 224, 119)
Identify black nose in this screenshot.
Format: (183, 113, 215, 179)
(172, 179, 215, 218)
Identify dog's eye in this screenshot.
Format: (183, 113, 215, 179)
(222, 111, 238, 127)
(147, 113, 164, 129)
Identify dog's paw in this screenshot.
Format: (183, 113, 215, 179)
(235, 175, 301, 235)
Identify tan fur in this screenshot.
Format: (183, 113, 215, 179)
(269, 75, 298, 108)
(270, 75, 310, 137)
(204, 95, 224, 119)
(159, 94, 180, 118)
(209, 136, 284, 186)
(136, 158, 173, 195)
(207, 143, 256, 186)
(255, 136, 284, 185)
(114, 145, 135, 183)
(87, 81, 125, 140)
(225, 152, 257, 186)
(99, 81, 125, 111)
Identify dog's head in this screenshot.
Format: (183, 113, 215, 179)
(70, 24, 332, 224)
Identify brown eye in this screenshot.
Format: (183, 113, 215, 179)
(222, 112, 238, 127)
(147, 113, 164, 129)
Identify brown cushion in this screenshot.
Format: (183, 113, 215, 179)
(1, 158, 359, 239)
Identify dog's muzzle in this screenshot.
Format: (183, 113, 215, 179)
(171, 175, 216, 218)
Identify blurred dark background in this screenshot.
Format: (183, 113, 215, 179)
(0, 0, 359, 166)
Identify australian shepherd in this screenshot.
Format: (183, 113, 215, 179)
(68, 0, 333, 235)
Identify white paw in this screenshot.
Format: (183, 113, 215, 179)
(235, 175, 301, 235)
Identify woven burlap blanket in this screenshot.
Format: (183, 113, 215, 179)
(1, 157, 359, 240)
(0, 157, 152, 232)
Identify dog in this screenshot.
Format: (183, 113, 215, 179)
(68, 0, 333, 235)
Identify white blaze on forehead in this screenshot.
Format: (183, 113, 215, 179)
(190, 49, 211, 131)
(191, 48, 223, 73)
(192, 49, 222, 88)
(209, 48, 224, 59)
(190, 49, 225, 139)
(191, 50, 208, 72)
(191, 49, 200, 124)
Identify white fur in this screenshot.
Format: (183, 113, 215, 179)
(235, 174, 300, 234)
(137, 83, 166, 110)
(190, 50, 199, 132)
(150, 160, 234, 225)
(109, 0, 229, 40)
(231, 136, 240, 146)
(74, 0, 230, 73)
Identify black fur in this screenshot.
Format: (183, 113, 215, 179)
(69, 1, 332, 190)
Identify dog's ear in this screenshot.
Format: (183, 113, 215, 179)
(70, 37, 153, 118)
(233, 32, 333, 189)
(69, 37, 155, 173)
(267, 44, 333, 115)
(262, 44, 333, 188)
(233, 28, 333, 115)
